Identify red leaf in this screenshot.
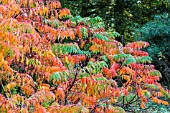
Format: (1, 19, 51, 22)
(122, 88, 128, 96)
(111, 63, 119, 70)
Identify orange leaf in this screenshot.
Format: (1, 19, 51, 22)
(162, 101, 169, 106)
(122, 88, 128, 96)
(81, 77, 87, 85)
(90, 44, 99, 52)
(102, 66, 110, 75)
(68, 29, 75, 40)
(55, 87, 65, 101)
(140, 101, 146, 109)
(109, 48, 118, 55)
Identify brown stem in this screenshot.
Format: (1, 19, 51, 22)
(90, 98, 109, 113)
(64, 69, 80, 105)
(0, 79, 9, 99)
(124, 94, 139, 108)
(122, 96, 125, 108)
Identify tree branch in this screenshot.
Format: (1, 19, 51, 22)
(90, 98, 109, 113)
(64, 69, 80, 105)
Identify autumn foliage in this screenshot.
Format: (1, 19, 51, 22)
(0, 0, 170, 113)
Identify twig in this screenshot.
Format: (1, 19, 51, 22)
(0, 79, 9, 99)
(64, 69, 80, 105)
(122, 96, 125, 108)
(124, 94, 138, 108)
(90, 98, 109, 113)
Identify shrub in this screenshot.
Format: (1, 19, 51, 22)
(0, 0, 169, 112)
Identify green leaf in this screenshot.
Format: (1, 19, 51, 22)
(149, 70, 162, 77)
(52, 19, 59, 28)
(93, 33, 108, 41)
(113, 54, 135, 64)
(81, 27, 88, 39)
(51, 43, 90, 55)
(125, 93, 135, 103)
(143, 90, 150, 98)
(104, 31, 120, 38)
(43, 102, 50, 108)
(145, 84, 158, 90)
(9, 49, 13, 58)
(99, 103, 107, 107)
(94, 16, 103, 22)
(136, 56, 152, 63)
(44, 19, 49, 25)
(160, 90, 170, 99)
(122, 58, 136, 66)
(111, 106, 125, 113)
(50, 72, 61, 81)
(29, 59, 35, 65)
(100, 55, 108, 62)
(82, 61, 108, 74)
(71, 15, 83, 24)
(95, 77, 107, 81)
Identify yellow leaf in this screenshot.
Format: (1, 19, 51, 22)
(89, 44, 99, 52)
(21, 53, 24, 63)
(0, 52, 4, 67)
(26, 58, 29, 65)
(6, 82, 17, 90)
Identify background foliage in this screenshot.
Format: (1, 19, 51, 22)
(134, 13, 170, 88)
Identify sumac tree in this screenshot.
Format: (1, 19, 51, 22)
(0, 0, 169, 113)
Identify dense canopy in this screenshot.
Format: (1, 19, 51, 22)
(0, 0, 170, 112)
